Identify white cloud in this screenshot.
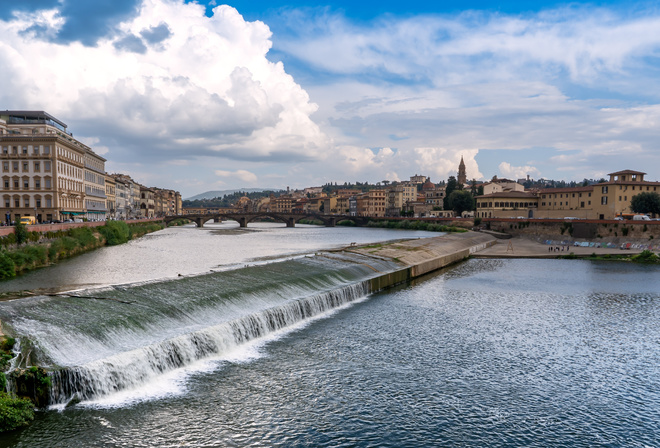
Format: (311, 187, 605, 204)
(498, 162, 541, 180)
(0, 0, 330, 167)
(278, 9, 660, 87)
(215, 169, 258, 183)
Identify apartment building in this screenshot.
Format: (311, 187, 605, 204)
(0, 110, 96, 223)
(83, 148, 107, 220)
(105, 175, 116, 219)
(139, 186, 155, 217)
(386, 184, 417, 217)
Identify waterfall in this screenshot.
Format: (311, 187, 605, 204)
(48, 281, 370, 405)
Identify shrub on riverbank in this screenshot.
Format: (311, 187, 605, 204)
(0, 392, 34, 433)
(166, 218, 190, 227)
(298, 219, 324, 226)
(631, 250, 660, 263)
(98, 221, 131, 246)
(337, 220, 356, 226)
(366, 220, 467, 233)
(0, 221, 166, 280)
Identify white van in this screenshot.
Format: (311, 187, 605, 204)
(632, 214, 651, 221)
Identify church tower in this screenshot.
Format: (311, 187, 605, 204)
(457, 156, 467, 186)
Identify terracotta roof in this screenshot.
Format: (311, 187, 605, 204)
(476, 191, 537, 199)
(608, 169, 646, 176)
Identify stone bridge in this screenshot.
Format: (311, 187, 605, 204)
(164, 212, 369, 228)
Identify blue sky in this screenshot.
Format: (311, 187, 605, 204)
(1, 0, 660, 196)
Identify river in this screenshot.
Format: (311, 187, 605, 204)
(0, 222, 659, 447)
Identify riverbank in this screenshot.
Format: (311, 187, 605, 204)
(0, 221, 166, 280)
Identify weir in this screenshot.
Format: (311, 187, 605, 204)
(1, 232, 496, 407)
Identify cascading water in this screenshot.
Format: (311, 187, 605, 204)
(0, 252, 399, 406)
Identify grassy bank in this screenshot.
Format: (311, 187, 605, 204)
(0, 221, 165, 280)
(364, 219, 468, 233)
(559, 249, 660, 263)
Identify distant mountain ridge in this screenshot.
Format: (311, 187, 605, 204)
(185, 188, 278, 201)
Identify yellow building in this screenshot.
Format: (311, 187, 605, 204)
(476, 191, 538, 218)
(536, 186, 594, 219)
(592, 170, 660, 219)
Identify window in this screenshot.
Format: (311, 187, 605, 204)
(13, 179, 18, 188)
(1, 147, 6, 154)
(45, 178, 51, 188)
(46, 198, 52, 207)
(34, 162, 40, 172)
(23, 179, 29, 189)
(602, 186, 608, 194)
(33, 146, 39, 154)
(22, 162, 28, 172)
(44, 161, 51, 171)
(601, 197, 608, 205)
(23, 198, 29, 207)
(36, 199, 41, 208)
(14, 199, 19, 208)
(12, 162, 18, 172)
(2, 162, 8, 172)
(44, 145, 50, 154)
(35, 179, 40, 189)
(3, 180, 8, 189)
(22, 146, 27, 155)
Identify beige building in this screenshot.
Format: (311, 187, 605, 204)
(83, 148, 107, 221)
(483, 178, 525, 195)
(424, 186, 447, 209)
(592, 170, 660, 219)
(476, 191, 538, 218)
(139, 186, 155, 217)
(321, 196, 338, 214)
(273, 195, 293, 213)
(0, 110, 103, 223)
(536, 186, 593, 219)
(386, 184, 417, 217)
(105, 175, 116, 219)
(366, 189, 387, 217)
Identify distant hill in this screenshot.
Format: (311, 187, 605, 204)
(185, 188, 276, 201)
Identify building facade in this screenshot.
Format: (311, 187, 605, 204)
(0, 110, 97, 223)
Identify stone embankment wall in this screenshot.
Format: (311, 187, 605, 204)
(484, 219, 660, 243)
(349, 232, 497, 292)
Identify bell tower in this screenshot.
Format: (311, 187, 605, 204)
(457, 156, 467, 185)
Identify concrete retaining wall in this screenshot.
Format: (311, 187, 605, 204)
(361, 232, 497, 293)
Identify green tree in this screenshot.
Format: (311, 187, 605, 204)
(14, 221, 28, 246)
(447, 190, 475, 215)
(630, 192, 660, 215)
(443, 176, 458, 210)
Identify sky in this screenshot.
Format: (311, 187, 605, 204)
(1, 0, 660, 198)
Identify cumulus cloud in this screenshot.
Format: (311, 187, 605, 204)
(0, 0, 330, 168)
(498, 162, 541, 180)
(215, 169, 258, 183)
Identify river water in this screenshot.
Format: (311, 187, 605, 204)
(0, 223, 659, 447)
